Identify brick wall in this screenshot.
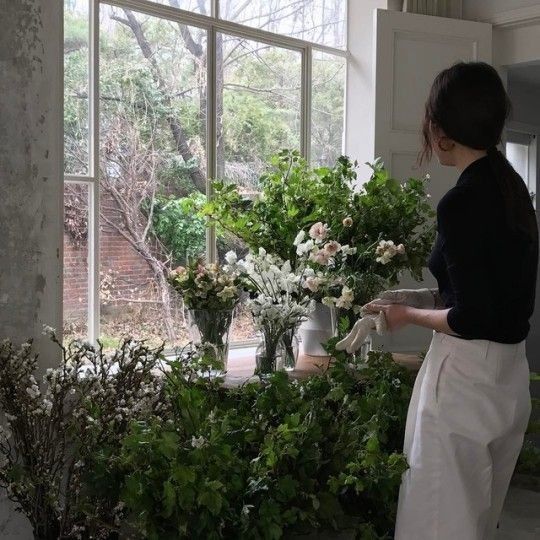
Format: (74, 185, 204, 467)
(63, 193, 156, 320)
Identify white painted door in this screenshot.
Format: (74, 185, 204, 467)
(371, 9, 492, 352)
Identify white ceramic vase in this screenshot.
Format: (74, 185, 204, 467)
(298, 303, 336, 357)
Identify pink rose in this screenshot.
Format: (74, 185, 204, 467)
(310, 249, 331, 265)
(324, 240, 341, 256)
(309, 222, 329, 241)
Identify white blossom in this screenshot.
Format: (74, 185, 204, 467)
(303, 276, 323, 293)
(293, 230, 306, 246)
(335, 286, 354, 310)
(375, 240, 399, 264)
(340, 245, 357, 257)
(296, 239, 314, 256)
(191, 435, 206, 449)
(224, 251, 237, 265)
(42, 325, 56, 337)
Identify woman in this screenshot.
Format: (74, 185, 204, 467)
(352, 62, 538, 539)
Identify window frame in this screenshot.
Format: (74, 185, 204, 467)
(64, 0, 349, 344)
(506, 122, 538, 210)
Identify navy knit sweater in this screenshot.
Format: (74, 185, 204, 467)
(428, 155, 538, 344)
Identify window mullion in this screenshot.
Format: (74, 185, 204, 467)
(301, 45, 312, 163)
(88, 0, 100, 343)
(206, 25, 217, 263)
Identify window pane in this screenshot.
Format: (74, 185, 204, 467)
(64, 0, 89, 175)
(217, 34, 302, 187)
(506, 142, 529, 184)
(220, 0, 347, 49)
(216, 34, 301, 342)
(311, 51, 345, 166)
(99, 6, 207, 349)
(63, 183, 89, 342)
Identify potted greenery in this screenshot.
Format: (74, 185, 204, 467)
(0, 331, 166, 539)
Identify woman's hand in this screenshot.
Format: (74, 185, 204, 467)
(363, 302, 413, 332)
(365, 302, 455, 335)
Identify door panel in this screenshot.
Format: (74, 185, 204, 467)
(372, 9, 492, 352)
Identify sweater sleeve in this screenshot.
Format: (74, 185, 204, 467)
(437, 188, 494, 337)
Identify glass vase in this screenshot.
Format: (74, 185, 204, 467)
(356, 334, 373, 363)
(187, 308, 234, 372)
(255, 330, 285, 378)
(280, 327, 300, 372)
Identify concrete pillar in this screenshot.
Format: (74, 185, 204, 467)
(0, 0, 63, 536)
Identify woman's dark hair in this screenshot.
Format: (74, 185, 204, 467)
(421, 61, 537, 242)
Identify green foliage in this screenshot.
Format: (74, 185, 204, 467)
(99, 345, 412, 539)
(204, 150, 357, 264)
(203, 152, 435, 305)
(516, 440, 540, 477)
(152, 193, 207, 266)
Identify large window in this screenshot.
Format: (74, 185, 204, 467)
(63, 0, 347, 347)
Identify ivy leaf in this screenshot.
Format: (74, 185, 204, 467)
(162, 480, 176, 518)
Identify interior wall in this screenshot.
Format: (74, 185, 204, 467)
(0, 1, 62, 535)
(507, 76, 540, 375)
(508, 77, 540, 126)
(0, 1, 63, 355)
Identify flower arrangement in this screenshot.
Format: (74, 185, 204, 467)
(225, 248, 314, 373)
(203, 151, 435, 309)
(169, 260, 242, 369)
(168, 259, 240, 311)
(294, 222, 410, 313)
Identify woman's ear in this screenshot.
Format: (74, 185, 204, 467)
(437, 136, 455, 153)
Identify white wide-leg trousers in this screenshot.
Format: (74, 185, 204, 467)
(395, 331, 531, 540)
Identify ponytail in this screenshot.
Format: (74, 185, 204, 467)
(486, 146, 538, 246)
